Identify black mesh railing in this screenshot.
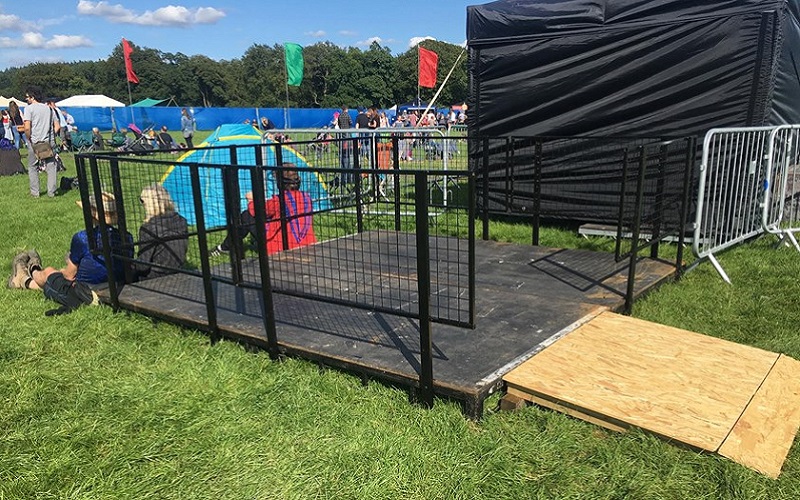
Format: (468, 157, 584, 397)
(75, 131, 691, 405)
(471, 136, 693, 223)
(77, 142, 476, 329)
(470, 135, 694, 312)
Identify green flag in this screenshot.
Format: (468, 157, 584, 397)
(284, 43, 304, 86)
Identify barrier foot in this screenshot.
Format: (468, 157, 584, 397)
(785, 232, 800, 252)
(708, 254, 732, 284)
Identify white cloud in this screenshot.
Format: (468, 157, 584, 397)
(77, 1, 225, 26)
(0, 32, 92, 49)
(76, 0, 131, 20)
(0, 13, 23, 31)
(306, 30, 326, 38)
(408, 36, 435, 48)
(338, 30, 356, 36)
(47, 34, 93, 49)
(357, 36, 384, 47)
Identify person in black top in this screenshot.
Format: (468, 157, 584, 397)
(134, 183, 189, 280)
(337, 106, 352, 129)
(156, 125, 179, 150)
(259, 116, 276, 131)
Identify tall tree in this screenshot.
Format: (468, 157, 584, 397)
(0, 40, 469, 109)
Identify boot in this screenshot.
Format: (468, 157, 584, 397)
(8, 252, 31, 289)
(27, 249, 42, 275)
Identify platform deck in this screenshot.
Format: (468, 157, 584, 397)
(105, 233, 677, 417)
(504, 311, 800, 477)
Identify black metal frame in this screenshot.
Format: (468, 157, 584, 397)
(473, 134, 695, 314)
(74, 131, 693, 410)
(77, 142, 476, 407)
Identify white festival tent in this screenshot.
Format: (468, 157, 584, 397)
(0, 95, 26, 107)
(55, 94, 126, 107)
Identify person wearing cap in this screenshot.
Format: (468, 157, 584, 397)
(9, 192, 134, 310)
(210, 163, 316, 257)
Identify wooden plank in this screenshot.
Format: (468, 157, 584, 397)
(504, 311, 779, 451)
(507, 386, 628, 433)
(719, 354, 800, 478)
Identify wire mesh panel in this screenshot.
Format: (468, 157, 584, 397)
(77, 142, 476, 328)
(471, 136, 682, 224)
(616, 138, 695, 261)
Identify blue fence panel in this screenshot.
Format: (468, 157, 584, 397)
(60, 107, 350, 132)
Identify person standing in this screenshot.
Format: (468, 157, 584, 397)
(180, 108, 196, 148)
(8, 101, 25, 149)
(337, 105, 352, 130)
(23, 86, 60, 198)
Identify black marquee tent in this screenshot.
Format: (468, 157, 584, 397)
(466, 0, 800, 138)
(465, 0, 800, 224)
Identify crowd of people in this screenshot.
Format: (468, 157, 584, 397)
(6, 87, 464, 315)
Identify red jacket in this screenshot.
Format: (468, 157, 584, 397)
(248, 190, 316, 255)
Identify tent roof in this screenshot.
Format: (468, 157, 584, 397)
(56, 94, 126, 107)
(202, 123, 262, 144)
(467, 0, 793, 43)
(130, 97, 170, 107)
(0, 95, 25, 107)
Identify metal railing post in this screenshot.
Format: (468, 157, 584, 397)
(625, 147, 647, 314)
(532, 138, 542, 246)
(415, 172, 434, 408)
(250, 165, 280, 359)
(482, 137, 490, 240)
(189, 163, 220, 342)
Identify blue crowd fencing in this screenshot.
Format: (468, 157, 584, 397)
(61, 106, 350, 132)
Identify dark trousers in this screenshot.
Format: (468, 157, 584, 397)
(219, 209, 257, 252)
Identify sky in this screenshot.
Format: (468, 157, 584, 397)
(0, 0, 481, 70)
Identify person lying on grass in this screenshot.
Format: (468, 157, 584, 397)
(8, 191, 134, 315)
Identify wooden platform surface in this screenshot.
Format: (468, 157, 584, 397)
(106, 233, 677, 417)
(504, 311, 800, 477)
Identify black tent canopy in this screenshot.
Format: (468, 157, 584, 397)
(467, 0, 800, 138)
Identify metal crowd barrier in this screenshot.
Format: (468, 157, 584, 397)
(763, 125, 800, 251)
(694, 126, 800, 283)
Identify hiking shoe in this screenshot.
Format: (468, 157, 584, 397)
(10, 251, 29, 275)
(8, 252, 31, 289)
(27, 249, 42, 275)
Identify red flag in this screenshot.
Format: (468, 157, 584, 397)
(418, 46, 438, 88)
(122, 38, 139, 84)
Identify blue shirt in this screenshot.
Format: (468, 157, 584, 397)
(70, 226, 134, 284)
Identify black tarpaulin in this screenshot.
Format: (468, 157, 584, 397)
(467, 0, 800, 222)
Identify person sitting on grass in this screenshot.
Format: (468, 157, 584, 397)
(8, 192, 134, 315)
(133, 184, 189, 281)
(156, 125, 179, 150)
(91, 127, 104, 150)
(210, 165, 316, 257)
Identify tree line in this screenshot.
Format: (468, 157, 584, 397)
(0, 40, 468, 110)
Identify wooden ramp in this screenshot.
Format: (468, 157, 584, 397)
(503, 311, 800, 478)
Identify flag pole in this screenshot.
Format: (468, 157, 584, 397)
(127, 79, 134, 125)
(416, 48, 466, 127)
(283, 44, 290, 129)
(416, 45, 421, 104)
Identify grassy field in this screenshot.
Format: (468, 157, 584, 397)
(1, 146, 800, 499)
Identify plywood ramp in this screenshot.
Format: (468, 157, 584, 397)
(504, 311, 800, 478)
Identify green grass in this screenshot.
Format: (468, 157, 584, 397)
(2, 166, 800, 498)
